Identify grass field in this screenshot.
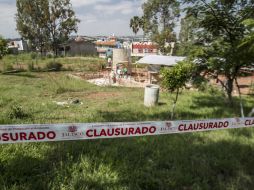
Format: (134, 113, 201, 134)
(0, 56, 254, 189)
(0, 54, 105, 73)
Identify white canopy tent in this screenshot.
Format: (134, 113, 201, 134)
(135, 55, 186, 84)
(136, 55, 186, 66)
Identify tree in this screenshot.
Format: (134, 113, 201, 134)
(238, 19, 254, 55)
(131, 0, 180, 55)
(177, 14, 198, 56)
(182, 0, 254, 105)
(16, 0, 79, 55)
(130, 16, 141, 35)
(47, 0, 80, 55)
(0, 36, 8, 59)
(161, 61, 194, 119)
(236, 18, 254, 116)
(16, 0, 50, 53)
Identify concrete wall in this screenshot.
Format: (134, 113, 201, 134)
(113, 48, 132, 74)
(63, 41, 97, 56)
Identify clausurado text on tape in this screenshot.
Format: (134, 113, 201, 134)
(0, 117, 254, 144)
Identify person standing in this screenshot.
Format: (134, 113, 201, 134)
(107, 57, 112, 67)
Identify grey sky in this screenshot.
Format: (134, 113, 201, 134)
(0, 0, 146, 38)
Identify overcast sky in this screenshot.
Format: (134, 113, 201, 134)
(0, 0, 146, 38)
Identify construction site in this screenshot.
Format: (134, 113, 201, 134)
(69, 48, 254, 96)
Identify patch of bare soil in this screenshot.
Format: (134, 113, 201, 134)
(212, 73, 254, 95)
(235, 75, 254, 95)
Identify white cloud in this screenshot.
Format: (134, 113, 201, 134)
(78, 18, 141, 36)
(76, 0, 146, 35)
(137, 7, 143, 15)
(77, 14, 98, 23)
(71, 0, 111, 7)
(0, 3, 19, 38)
(0, 0, 146, 38)
(94, 1, 135, 15)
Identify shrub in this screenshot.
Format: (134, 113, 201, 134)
(3, 64, 14, 72)
(207, 84, 225, 96)
(46, 61, 63, 71)
(99, 62, 106, 70)
(0, 36, 8, 59)
(56, 87, 69, 94)
(192, 76, 209, 91)
(7, 104, 29, 119)
(47, 54, 53, 59)
(30, 52, 38, 59)
(28, 62, 35, 71)
(161, 61, 195, 119)
(161, 61, 194, 92)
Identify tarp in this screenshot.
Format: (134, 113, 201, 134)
(136, 55, 186, 66)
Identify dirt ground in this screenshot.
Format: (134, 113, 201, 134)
(71, 69, 150, 88)
(71, 68, 254, 95)
(213, 73, 254, 95)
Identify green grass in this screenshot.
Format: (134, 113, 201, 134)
(0, 53, 105, 72)
(0, 69, 254, 189)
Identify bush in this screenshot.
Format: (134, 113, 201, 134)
(161, 61, 194, 91)
(0, 36, 8, 59)
(192, 76, 209, 91)
(46, 61, 63, 71)
(28, 62, 35, 71)
(207, 84, 225, 96)
(30, 52, 38, 59)
(7, 104, 29, 119)
(56, 87, 69, 94)
(3, 64, 14, 72)
(99, 62, 106, 70)
(47, 54, 53, 59)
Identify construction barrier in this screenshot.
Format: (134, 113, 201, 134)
(0, 117, 253, 144)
